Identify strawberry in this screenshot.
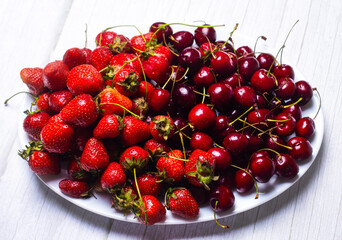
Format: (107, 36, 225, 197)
(60, 94, 98, 127)
(19, 141, 60, 175)
(156, 149, 184, 183)
(80, 137, 110, 172)
(165, 187, 199, 219)
(110, 34, 133, 54)
(93, 114, 123, 139)
(119, 146, 150, 172)
(99, 87, 133, 116)
(63, 47, 87, 70)
(81, 48, 93, 64)
(142, 55, 169, 85)
(120, 116, 150, 146)
(131, 32, 157, 53)
(111, 186, 137, 213)
(90, 47, 113, 73)
(95, 31, 117, 47)
(67, 64, 105, 96)
(184, 149, 217, 189)
(132, 97, 149, 119)
(154, 45, 172, 65)
(133, 173, 162, 197)
(137, 80, 155, 98)
(109, 53, 143, 78)
(68, 156, 89, 181)
(59, 179, 90, 198)
(100, 162, 126, 191)
(20, 67, 46, 95)
(73, 127, 93, 152)
(40, 122, 74, 153)
(42, 60, 69, 91)
(48, 90, 73, 113)
(110, 67, 141, 96)
(144, 138, 170, 157)
(134, 195, 166, 225)
(23, 111, 50, 141)
(37, 92, 54, 114)
(150, 115, 175, 141)
(47, 113, 65, 124)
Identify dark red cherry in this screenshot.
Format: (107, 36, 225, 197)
(222, 73, 245, 88)
(247, 108, 273, 130)
(208, 147, 231, 170)
(296, 117, 315, 138)
(170, 116, 191, 145)
(188, 104, 216, 130)
(273, 64, 295, 79)
(287, 136, 313, 161)
(281, 103, 302, 121)
(250, 150, 270, 160)
(194, 24, 217, 46)
(223, 133, 249, 154)
(212, 115, 236, 143)
(257, 53, 277, 71)
(170, 31, 194, 52)
(250, 156, 275, 183)
(274, 113, 296, 137)
(236, 46, 254, 57)
(188, 186, 209, 205)
(292, 80, 313, 106)
(216, 41, 234, 53)
(238, 56, 260, 81)
(172, 84, 196, 110)
(275, 77, 296, 100)
(208, 83, 233, 109)
(274, 153, 299, 179)
(235, 169, 254, 193)
(256, 94, 268, 108)
(265, 135, 287, 153)
(193, 66, 215, 87)
(211, 51, 237, 77)
(244, 131, 265, 152)
(233, 86, 257, 109)
(149, 22, 173, 43)
(190, 132, 213, 151)
(209, 185, 235, 212)
(148, 88, 170, 112)
(178, 47, 202, 74)
(169, 65, 187, 84)
(250, 69, 276, 93)
(218, 170, 235, 189)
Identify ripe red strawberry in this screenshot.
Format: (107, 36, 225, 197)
(144, 138, 170, 157)
(99, 87, 133, 116)
(93, 114, 123, 139)
(80, 137, 110, 172)
(48, 89, 73, 113)
(63, 47, 87, 70)
(67, 64, 105, 96)
(59, 179, 90, 198)
(154, 45, 172, 65)
(47, 113, 64, 124)
(133, 173, 162, 197)
(20, 67, 46, 95)
(81, 48, 93, 64)
(42, 60, 69, 90)
(40, 122, 74, 153)
(134, 195, 166, 225)
(165, 187, 199, 219)
(95, 31, 117, 47)
(100, 162, 126, 191)
(37, 92, 54, 114)
(23, 111, 50, 141)
(120, 116, 150, 146)
(119, 146, 150, 172)
(68, 156, 89, 181)
(111, 67, 141, 96)
(109, 53, 143, 77)
(60, 94, 98, 127)
(156, 149, 184, 183)
(131, 32, 157, 53)
(184, 149, 217, 189)
(142, 55, 169, 85)
(90, 47, 113, 73)
(150, 115, 175, 141)
(111, 186, 137, 213)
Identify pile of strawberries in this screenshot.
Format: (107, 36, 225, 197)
(9, 22, 318, 226)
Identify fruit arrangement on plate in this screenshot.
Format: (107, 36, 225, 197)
(6, 21, 322, 226)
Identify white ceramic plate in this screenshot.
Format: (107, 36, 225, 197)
(18, 25, 324, 225)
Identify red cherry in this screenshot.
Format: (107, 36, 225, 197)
(209, 185, 235, 212)
(222, 73, 245, 89)
(265, 135, 287, 153)
(296, 117, 315, 138)
(273, 64, 295, 79)
(233, 86, 257, 109)
(238, 56, 260, 81)
(287, 136, 313, 161)
(178, 47, 202, 74)
(216, 41, 234, 53)
(172, 83, 196, 110)
(244, 131, 265, 152)
(199, 42, 215, 58)
(236, 46, 253, 57)
(257, 53, 277, 71)
(256, 94, 268, 108)
(292, 80, 313, 106)
(223, 133, 249, 154)
(170, 31, 194, 52)
(211, 51, 237, 77)
(208, 83, 233, 109)
(247, 108, 273, 130)
(235, 169, 254, 193)
(194, 24, 217, 46)
(281, 102, 302, 121)
(190, 132, 213, 151)
(250, 155, 275, 183)
(250, 150, 270, 160)
(274, 153, 299, 179)
(188, 104, 216, 130)
(276, 77, 296, 100)
(149, 22, 173, 43)
(208, 147, 231, 170)
(250, 69, 276, 93)
(274, 113, 296, 137)
(148, 89, 170, 112)
(193, 66, 215, 87)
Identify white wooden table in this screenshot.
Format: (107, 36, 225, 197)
(0, 0, 341, 239)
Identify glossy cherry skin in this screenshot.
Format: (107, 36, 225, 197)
(276, 77, 296, 100)
(256, 94, 268, 108)
(208, 83, 233, 109)
(250, 150, 270, 160)
(281, 103, 302, 121)
(265, 135, 287, 153)
(247, 108, 273, 130)
(211, 51, 237, 77)
(149, 22, 173, 43)
(171, 31, 194, 52)
(223, 132, 249, 154)
(148, 88, 170, 112)
(292, 80, 313, 106)
(274, 113, 296, 137)
(250, 69, 276, 93)
(194, 24, 217, 46)
(178, 47, 202, 74)
(170, 116, 192, 146)
(287, 136, 313, 161)
(208, 147, 231, 170)
(235, 169, 254, 193)
(199, 42, 215, 58)
(190, 132, 213, 151)
(215, 40, 234, 53)
(274, 153, 299, 179)
(188, 104, 216, 130)
(238, 56, 260, 81)
(212, 115, 236, 143)
(296, 117, 315, 138)
(172, 84, 196, 110)
(209, 185, 235, 212)
(244, 131, 265, 153)
(257, 53, 277, 71)
(273, 64, 295, 79)
(233, 86, 257, 109)
(222, 73, 245, 88)
(250, 156, 275, 183)
(193, 66, 214, 87)
(236, 46, 254, 57)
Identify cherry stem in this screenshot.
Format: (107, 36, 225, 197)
(103, 25, 145, 41)
(201, 87, 206, 104)
(193, 90, 210, 97)
(229, 105, 254, 126)
(230, 164, 259, 199)
(174, 123, 191, 135)
(4, 91, 36, 105)
(221, 23, 239, 50)
(282, 97, 302, 108)
(134, 54, 148, 100)
(179, 132, 187, 159)
(250, 148, 281, 160)
(214, 201, 229, 229)
(280, 20, 299, 65)
(257, 125, 278, 137)
(162, 67, 175, 89)
(99, 102, 141, 119)
(253, 36, 267, 54)
(237, 118, 265, 133)
(84, 24, 88, 48)
(269, 134, 292, 150)
(213, 141, 225, 149)
(133, 168, 147, 225)
(313, 88, 321, 120)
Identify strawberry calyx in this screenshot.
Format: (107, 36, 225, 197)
(116, 72, 141, 94)
(122, 156, 149, 172)
(111, 186, 137, 214)
(187, 158, 218, 190)
(152, 116, 175, 141)
(164, 187, 185, 209)
(132, 97, 149, 119)
(18, 141, 44, 161)
(109, 36, 130, 55)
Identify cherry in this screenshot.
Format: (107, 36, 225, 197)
(211, 51, 237, 77)
(208, 147, 232, 170)
(236, 46, 254, 57)
(209, 185, 235, 212)
(148, 88, 170, 112)
(188, 103, 216, 130)
(257, 53, 277, 71)
(234, 169, 254, 193)
(170, 31, 194, 52)
(275, 77, 296, 100)
(287, 136, 313, 161)
(250, 155, 275, 183)
(199, 42, 215, 58)
(178, 47, 202, 74)
(274, 113, 296, 137)
(212, 115, 236, 143)
(170, 116, 191, 145)
(250, 69, 276, 93)
(208, 83, 233, 109)
(149, 22, 173, 43)
(296, 117, 315, 138)
(273, 64, 295, 79)
(194, 24, 217, 46)
(247, 108, 273, 130)
(250, 150, 270, 160)
(238, 56, 260, 81)
(218, 170, 235, 189)
(273, 153, 299, 179)
(244, 131, 265, 152)
(190, 132, 213, 151)
(222, 73, 245, 89)
(265, 135, 287, 153)
(281, 102, 302, 121)
(188, 185, 209, 205)
(233, 86, 257, 109)
(172, 83, 196, 110)
(216, 41, 234, 53)
(193, 66, 215, 87)
(292, 80, 313, 106)
(223, 133, 249, 154)
(256, 94, 268, 108)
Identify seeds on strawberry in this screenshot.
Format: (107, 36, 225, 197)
(20, 67, 46, 96)
(40, 122, 74, 153)
(59, 179, 90, 198)
(119, 146, 150, 172)
(80, 137, 110, 172)
(42, 60, 69, 91)
(100, 162, 126, 191)
(150, 115, 175, 142)
(120, 116, 150, 147)
(93, 114, 123, 139)
(134, 195, 166, 225)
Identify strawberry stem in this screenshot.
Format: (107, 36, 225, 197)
(133, 168, 148, 225)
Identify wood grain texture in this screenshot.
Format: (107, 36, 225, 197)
(0, 0, 341, 239)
